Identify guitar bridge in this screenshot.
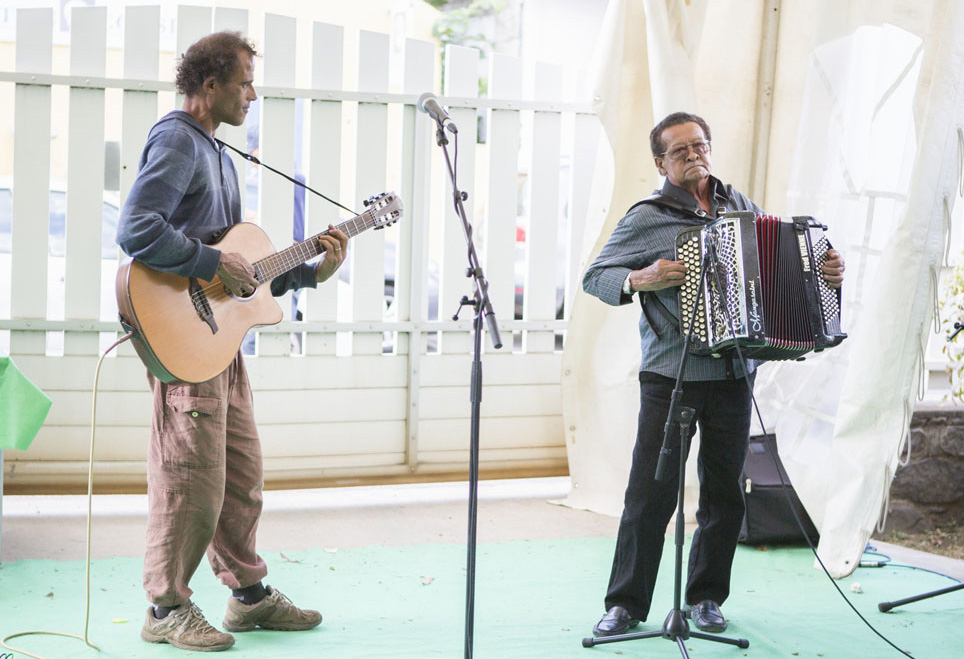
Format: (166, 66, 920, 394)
(189, 277, 219, 335)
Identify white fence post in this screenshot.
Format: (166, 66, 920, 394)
(64, 5, 106, 356)
(485, 52, 522, 345)
(303, 21, 345, 356)
(10, 8, 53, 356)
(258, 12, 298, 358)
(401, 37, 435, 471)
(352, 29, 391, 356)
(525, 61, 563, 353)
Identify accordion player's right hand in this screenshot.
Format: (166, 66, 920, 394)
(821, 249, 845, 289)
(632, 259, 689, 292)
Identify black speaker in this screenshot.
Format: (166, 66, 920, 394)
(739, 433, 819, 545)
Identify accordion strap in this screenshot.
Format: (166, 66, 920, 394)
(638, 291, 680, 340)
(628, 192, 707, 218)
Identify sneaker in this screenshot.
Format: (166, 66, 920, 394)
(223, 585, 322, 632)
(141, 601, 235, 652)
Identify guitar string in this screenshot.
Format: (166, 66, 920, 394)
(189, 199, 396, 304)
(188, 207, 387, 305)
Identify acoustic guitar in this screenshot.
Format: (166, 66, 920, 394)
(116, 191, 402, 384)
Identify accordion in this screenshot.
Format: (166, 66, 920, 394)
(675, 211, 846, 361)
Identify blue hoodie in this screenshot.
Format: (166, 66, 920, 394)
(117, 110, 316, 294)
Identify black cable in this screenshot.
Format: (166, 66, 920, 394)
(452, 130, 473, 267)
(702, 225, 916, 659)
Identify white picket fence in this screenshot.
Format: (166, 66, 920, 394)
(0, 5, 602, 491)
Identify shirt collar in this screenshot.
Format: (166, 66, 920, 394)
(659, 176, 728, 218)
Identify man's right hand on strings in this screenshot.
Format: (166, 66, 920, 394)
(216, 251, 259, 297)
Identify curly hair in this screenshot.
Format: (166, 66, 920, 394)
(649, 112, 712, 158)
(175, 31, 258, 96)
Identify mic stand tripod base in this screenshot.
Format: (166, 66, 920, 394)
(581, 612, 749, 655)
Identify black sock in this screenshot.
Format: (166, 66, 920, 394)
(232, 581, 267, 605)
(152, 604, 180, 619)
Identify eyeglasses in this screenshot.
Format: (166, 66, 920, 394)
(660, 141, 711, 162)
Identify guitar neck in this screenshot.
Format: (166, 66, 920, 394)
(253, 209, 378, 283)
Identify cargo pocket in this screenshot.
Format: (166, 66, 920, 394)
(161, 394, 224, 467)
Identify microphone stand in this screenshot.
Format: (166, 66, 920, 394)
(878, 582, 964, 613)
(428, 114, 503, 659)
(582, 238, 749, 657)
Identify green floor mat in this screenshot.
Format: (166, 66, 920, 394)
(0, 537, 958, 658)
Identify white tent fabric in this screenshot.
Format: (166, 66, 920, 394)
(560, 0, 709, 517)
(561, 0, 964, 577)
(760, 2, 964, 578)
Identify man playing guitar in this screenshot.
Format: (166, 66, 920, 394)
(117, 31, 346, 653)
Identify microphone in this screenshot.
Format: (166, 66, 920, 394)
(417, 92, 458, 133)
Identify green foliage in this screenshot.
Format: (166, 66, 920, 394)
(432, 0, 506, 52)
(940, 259, 964, 403)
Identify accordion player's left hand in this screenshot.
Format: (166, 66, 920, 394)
(821, 249, 845, 289)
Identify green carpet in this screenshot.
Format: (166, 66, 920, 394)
(0, 537, 959, 658)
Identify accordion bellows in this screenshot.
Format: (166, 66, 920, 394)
(675, 211, 847, 361)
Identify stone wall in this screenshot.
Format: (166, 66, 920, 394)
(881, 405, 964, 533)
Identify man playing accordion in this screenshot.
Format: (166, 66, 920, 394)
(582, 111, 845, 636)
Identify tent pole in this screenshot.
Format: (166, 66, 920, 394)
(750, 0, 782, 204)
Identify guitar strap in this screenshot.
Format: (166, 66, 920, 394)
(214, 138, 359, 217)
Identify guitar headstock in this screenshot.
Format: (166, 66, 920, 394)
(363, 191, 403, 230)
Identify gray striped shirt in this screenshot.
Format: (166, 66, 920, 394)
(582, 177, 762, 381)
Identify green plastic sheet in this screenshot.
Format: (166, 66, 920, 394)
(0, 356, 52, 451)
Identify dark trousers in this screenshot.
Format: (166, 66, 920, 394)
(604, 371, 754, 621)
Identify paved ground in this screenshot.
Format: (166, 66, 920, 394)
(2, 476, 962, 582)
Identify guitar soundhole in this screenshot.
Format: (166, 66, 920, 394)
(232, 286, 257, 300)
(222, 281, 259, 300)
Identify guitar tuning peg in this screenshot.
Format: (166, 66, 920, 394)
(363, 198, 370, 207)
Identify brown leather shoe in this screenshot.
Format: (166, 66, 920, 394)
(223, 586, 322, 632)
(141, 602, 235, 651)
